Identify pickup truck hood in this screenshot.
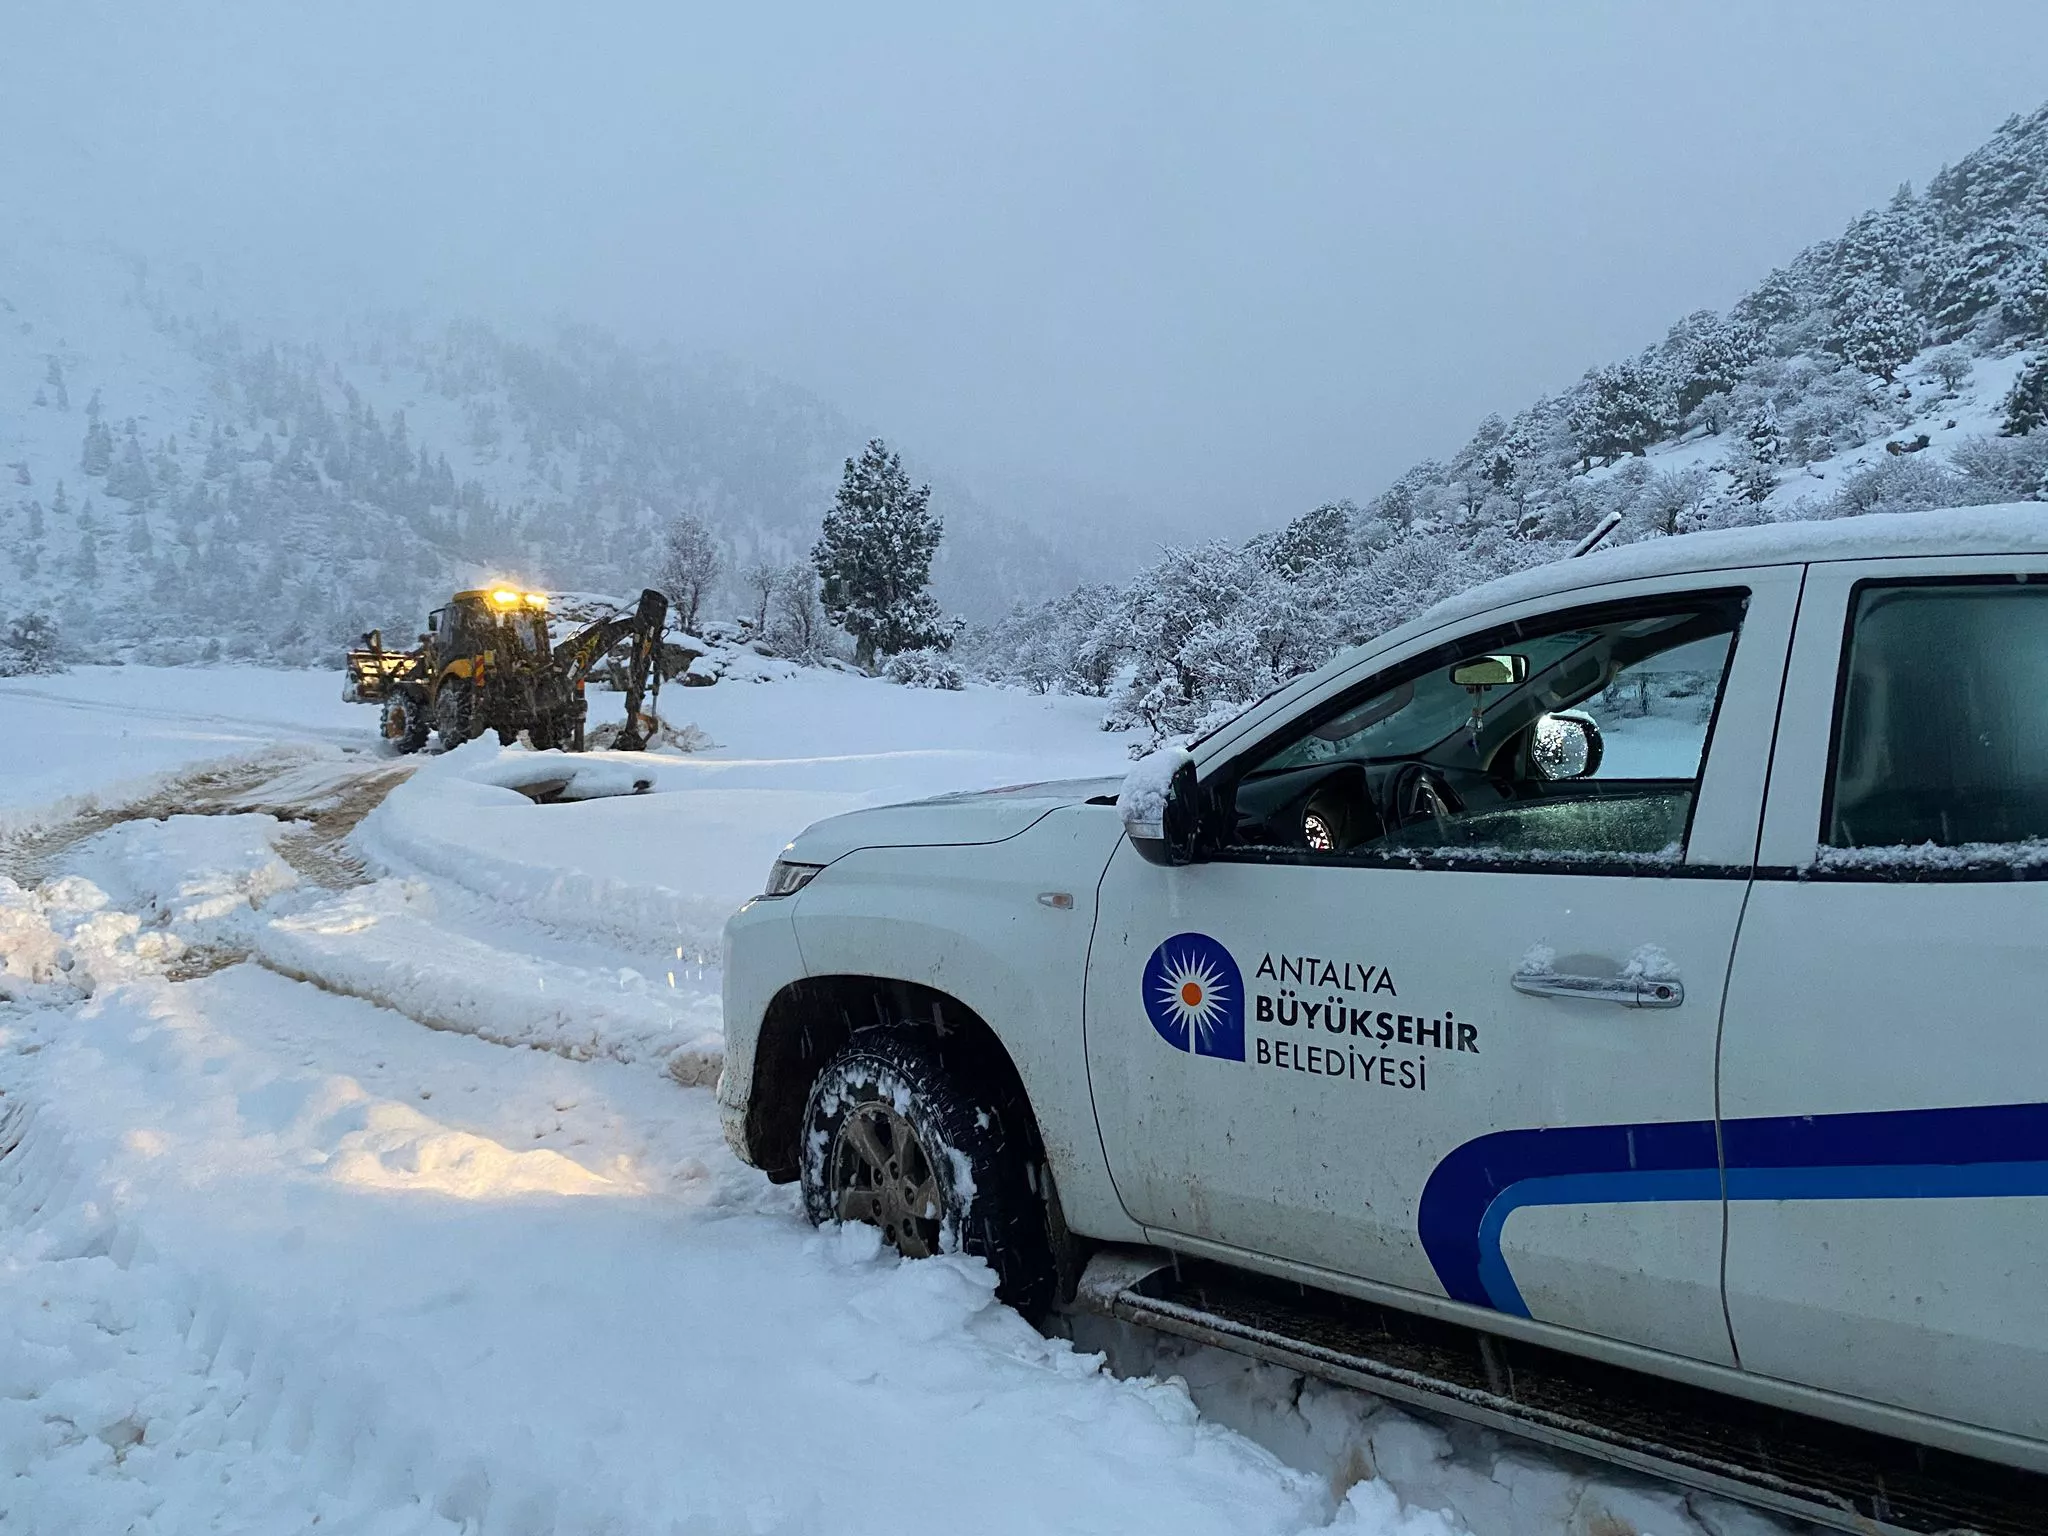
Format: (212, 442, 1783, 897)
(786, 776, 1122, 864)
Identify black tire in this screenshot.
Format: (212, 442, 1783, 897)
(433, 682, 475, 752)
(380, 690, 430, 754)
(802, 1030, 1057, 1316)
(528, 712, 566, 751)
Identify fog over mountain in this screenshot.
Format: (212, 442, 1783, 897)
(7, 2, 2048, 661)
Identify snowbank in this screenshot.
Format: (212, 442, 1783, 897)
(353, 673, 1131, 958)
(253, 878, 724, 1082)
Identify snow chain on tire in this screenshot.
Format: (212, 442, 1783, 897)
(434, 681, 476, 752)
(801, 1029, 1058, 1316)
(381, 690, 430, 754)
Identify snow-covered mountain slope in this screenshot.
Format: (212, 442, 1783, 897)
(0, 235, 1111, 666)
(971, 100, 2048, 742)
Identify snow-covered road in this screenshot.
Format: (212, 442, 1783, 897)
(0, 666, 1790, 1536)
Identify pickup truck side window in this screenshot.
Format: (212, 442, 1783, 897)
(1824, 577, 2048, 862)
(1222, 591, 1745, 867)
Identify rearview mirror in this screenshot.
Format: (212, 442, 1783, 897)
(1451, 653, 1528, 688)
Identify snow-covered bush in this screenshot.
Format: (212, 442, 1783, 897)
(882, 647, 965, 690)
(1820, 455, 1961, 519)
(762, 563, 833, 662)
(1924, 345, 1973, 392)
(1773, 363, 1882, 463)
(1950, 432, 2048, 502)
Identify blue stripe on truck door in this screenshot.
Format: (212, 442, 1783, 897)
(1421, 1102, 2048, 1317)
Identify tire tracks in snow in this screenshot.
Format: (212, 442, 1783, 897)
(0, 749, 414, 892)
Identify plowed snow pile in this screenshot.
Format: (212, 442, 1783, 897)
(0, 664, 1792, 1534)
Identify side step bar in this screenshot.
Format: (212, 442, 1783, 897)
(1068, 1249, 2048, 1536)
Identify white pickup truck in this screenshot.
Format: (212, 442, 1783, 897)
(720, 507, 2048, 1533)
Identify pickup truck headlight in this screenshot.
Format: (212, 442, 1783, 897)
(762, 859, 825, 898)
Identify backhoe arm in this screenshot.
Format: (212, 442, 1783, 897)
(552, 588, 670, 751)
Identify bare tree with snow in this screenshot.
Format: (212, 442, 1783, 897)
(656, 511, 722, 634)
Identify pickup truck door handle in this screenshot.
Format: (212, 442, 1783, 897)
(1511, 970, 1685, 1009)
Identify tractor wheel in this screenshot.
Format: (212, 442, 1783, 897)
(380, 690, 430, 754)
(433, 682, 476, 752)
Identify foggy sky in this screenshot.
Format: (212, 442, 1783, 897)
(9, 1, 2048, 538)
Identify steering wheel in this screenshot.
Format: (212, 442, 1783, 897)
(1382, 761, 1465, 831)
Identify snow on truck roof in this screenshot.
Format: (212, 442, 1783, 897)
(1419, 503, 2048, 632)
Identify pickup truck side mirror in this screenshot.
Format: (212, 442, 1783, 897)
(1120, 750, 1200, 866)
(1533, 710, 1604, 780)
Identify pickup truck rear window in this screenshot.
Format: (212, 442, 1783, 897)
(1826, 579, 2048, 854)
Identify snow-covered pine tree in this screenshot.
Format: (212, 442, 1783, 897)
(204, 425, 235, 480)
(1728, 404, 1783, 505)
(0, 612, 62, 675)
(1926, 218, 2021, 340)
(1733, 266, 1801, 332)
(2003, 356, 2048, 437)
(1826, 280, 1921, 382)
(1826, 204, 1920, 311)
(44, 357, 68, 411)
(1265, 500, 1355, 579)
(1566, 360, 1667, 465)
(1665, 311, 1761, 424)
(2004, 259, 2048, 341)
(79, 419, 114, 476)
(105, 434, 153, 503)
(812, 439, 949, 669)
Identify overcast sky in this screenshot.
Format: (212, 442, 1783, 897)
(9, 2, 2048, 537)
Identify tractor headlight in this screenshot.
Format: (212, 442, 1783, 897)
(489, 588, 521, 607)
(525, 592, 547, 608)
(762, 859, 825, 898)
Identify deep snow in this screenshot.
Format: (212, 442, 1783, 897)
(0, 664, 1799, 1535)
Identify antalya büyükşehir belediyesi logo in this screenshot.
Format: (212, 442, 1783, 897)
(1142, 932, 1246, 1061)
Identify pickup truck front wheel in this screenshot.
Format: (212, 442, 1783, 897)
(801, 1030, 1056, 1315)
